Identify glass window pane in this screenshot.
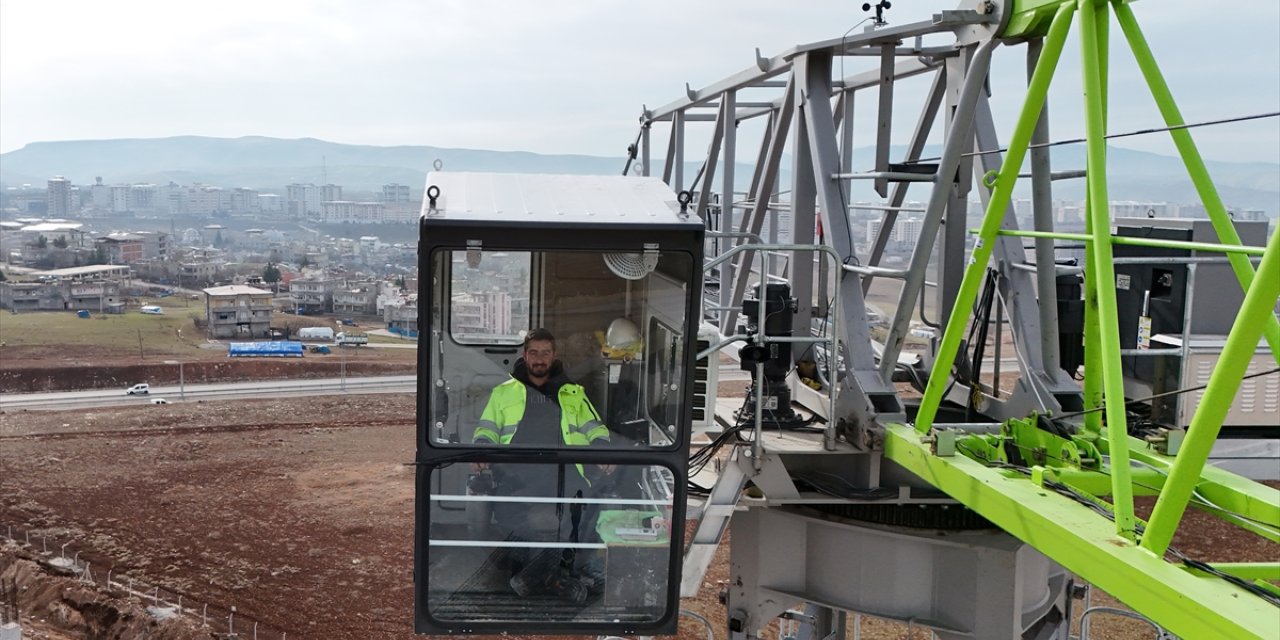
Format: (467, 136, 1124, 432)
(426, 463, 675, 626)
(430, 249, 693, 451)
(449, 250, 530, 345)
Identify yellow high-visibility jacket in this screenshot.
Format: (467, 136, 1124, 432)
(473, 377, 610, 447)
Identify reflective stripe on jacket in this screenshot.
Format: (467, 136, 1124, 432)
(473, 377, 610, 447)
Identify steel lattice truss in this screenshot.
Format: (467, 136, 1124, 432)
(630, 1, 1280, 638)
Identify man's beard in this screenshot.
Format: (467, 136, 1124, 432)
(529, 362, 550, 377)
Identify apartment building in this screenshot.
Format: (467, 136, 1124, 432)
(383, 298, 418, 336)
(203, 285, 273, 338)
(96, 233, 146, 265)
(289, 277, 338, 314)
(0, 265, 129, 311)
(333, 284, 378, 316)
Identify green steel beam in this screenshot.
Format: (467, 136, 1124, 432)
(1003, 0, 1072, 39)
(915, 1, 1076, 432)
(1111, 0, 1280, 364)
(1044, 466, 1164, 498)
(1079, 0, 1137, 539)
(984, 228, 1269, 256)
(1140, 228, 1280, 555)
(1200, 564, 1280, 582)
(1124, 440, 1280, 543)
(1081, 196, 1104, 435)
(958, 424, 1279, 540)
(883, 423, 1279, 640)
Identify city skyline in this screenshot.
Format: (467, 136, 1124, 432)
(2, 1, 1277, 164)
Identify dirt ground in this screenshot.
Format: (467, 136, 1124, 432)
(0, 349, 416, 393)
(1, 395, 1276, 639)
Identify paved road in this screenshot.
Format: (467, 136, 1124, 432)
(0, 375, 418, 411)
(3, 363, 750, 411)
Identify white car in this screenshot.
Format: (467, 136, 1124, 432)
(150, 397, 169, 405)
(126, 383, 150, 395)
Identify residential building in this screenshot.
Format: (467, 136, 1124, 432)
(181, 261, 222, 283)
(1111, 201, 1171, 219)
(159, 182, 188, 214)
(383, 297, 418, 335)
(865, 217, 923, 249)
(231, 188, 260, 213)
(381, 183, 412, 203)
(2, 186, 47, 214)
(452, 291, 512, 336)
(289, 277, 338, 313)
(258, 193, 284, 214)
(286, 183, 343, 218)
(383, 202, 420, 223)
(47, 177, 71, 217)
(322, 201, 384, 224)
(89, 178, 112, 210)
(333, 284, 378, 316)
(203, 285, 273, 339)
(96, 233, 146, 265)
(134, 231, 170, 260)
(0, 265, 130, 311)
(188, 186, 226, 216)
(130, 184, 158, 211)
(111, 185, 132, 213)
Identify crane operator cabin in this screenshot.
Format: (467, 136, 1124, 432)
(413, 172, 703, 635)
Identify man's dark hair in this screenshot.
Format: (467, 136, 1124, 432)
(523, 328, 556, 351)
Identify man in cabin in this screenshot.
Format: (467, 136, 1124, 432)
(471, 327, 613, 603)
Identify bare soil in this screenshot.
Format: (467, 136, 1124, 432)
(0, 345, 415, 393)
(0, 396, 1275, 639)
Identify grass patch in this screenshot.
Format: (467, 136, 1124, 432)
(0, 308, 207, 357)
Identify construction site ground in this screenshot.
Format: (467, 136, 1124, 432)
(2, 392, 1276, 639)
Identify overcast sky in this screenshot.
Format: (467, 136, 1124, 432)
(2, 0, 1277, 163)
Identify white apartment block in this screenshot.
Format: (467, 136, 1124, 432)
(231, 187, 260, 213)
(111, 185, 131, 213)
(258, 193, 283, 214)
(90, 180, 112, 209)
(381, 183, 412, 203)
(188, 186, 228, 216)
(452, 291, 513, 336)
(47, 177, 71, 217)
(322, 201, 383, 224)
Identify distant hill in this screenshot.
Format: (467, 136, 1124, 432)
(0, 136, 626, 192)
(1, 135, 1276, 214)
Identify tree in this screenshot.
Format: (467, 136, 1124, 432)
(214, 230, 225, 248)
(88, 245, 108, 265)
(298, 254, 312, 269)
(0, 269, 6, 282)
(52, 235, 68, 249)
(35, 235, 48, 249)
(262, 262, 282, 284)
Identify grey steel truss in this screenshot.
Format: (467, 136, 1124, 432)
(629, 2, 1083, 638)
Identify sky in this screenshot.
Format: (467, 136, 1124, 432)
(2, 0, 1278, 163)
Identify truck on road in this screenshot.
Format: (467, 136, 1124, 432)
(298, 327, 335, 341)
(335, 331, 368, 346)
